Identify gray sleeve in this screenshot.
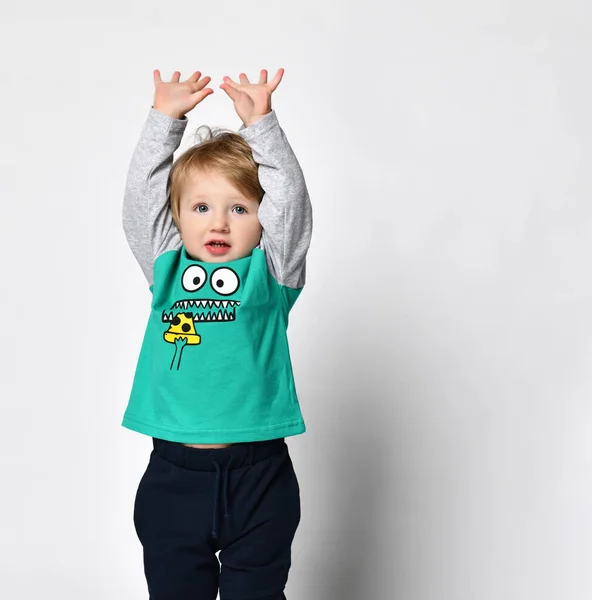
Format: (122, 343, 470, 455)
(238, 110, 313, 289)
(122, 107, 188, 287)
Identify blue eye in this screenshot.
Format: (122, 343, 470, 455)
(194, 204, 247, 214)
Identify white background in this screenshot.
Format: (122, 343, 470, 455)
(1, 1, 591, 598)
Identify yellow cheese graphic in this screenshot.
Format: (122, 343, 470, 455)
(163, 312, 201, 345)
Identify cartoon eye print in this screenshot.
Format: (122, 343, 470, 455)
(182, 265, 207, 292)
(210, 267, 240, 296)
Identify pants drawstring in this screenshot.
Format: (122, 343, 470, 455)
(211, 456, 233, 540)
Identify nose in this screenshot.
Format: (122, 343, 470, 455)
(209, 210, 230, 231)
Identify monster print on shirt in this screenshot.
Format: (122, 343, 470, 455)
(161, 264, 241, 370)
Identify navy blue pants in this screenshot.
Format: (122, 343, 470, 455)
(133, 437, 301, 600)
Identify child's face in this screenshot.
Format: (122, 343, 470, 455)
(177, 169, 262, 263)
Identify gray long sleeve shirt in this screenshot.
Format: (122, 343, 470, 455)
(122, 107, 313, 291)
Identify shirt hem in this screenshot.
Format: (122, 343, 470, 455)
(121, 413, 306, 443)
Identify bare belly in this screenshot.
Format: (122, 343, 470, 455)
(183, 443, 234, 449)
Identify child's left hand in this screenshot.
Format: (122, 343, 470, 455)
(219, 68, 284, 128)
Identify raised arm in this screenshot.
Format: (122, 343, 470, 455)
(221, 69, 313, 291)
(237, 110, 312, 289)
(122, 108, 186, 286)
(122, 69, 214, 287)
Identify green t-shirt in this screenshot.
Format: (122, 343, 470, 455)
(121, 107, 312, 444)
(121, 246, 306, 443)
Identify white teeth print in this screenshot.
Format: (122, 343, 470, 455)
(165, 299, 239, 323)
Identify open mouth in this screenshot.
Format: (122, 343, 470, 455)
(206, 243, 231, 255)
(162, 299, 240, 323)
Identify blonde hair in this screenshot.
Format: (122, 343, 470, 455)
(167, 125, 264, 229)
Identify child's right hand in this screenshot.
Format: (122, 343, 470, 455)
(152, 69, 214, 120)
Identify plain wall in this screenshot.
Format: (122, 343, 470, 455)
(1, 1, 591, 598)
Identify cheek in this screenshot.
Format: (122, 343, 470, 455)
(245, 216, 262, 233)
(179, 213, 203, 227)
